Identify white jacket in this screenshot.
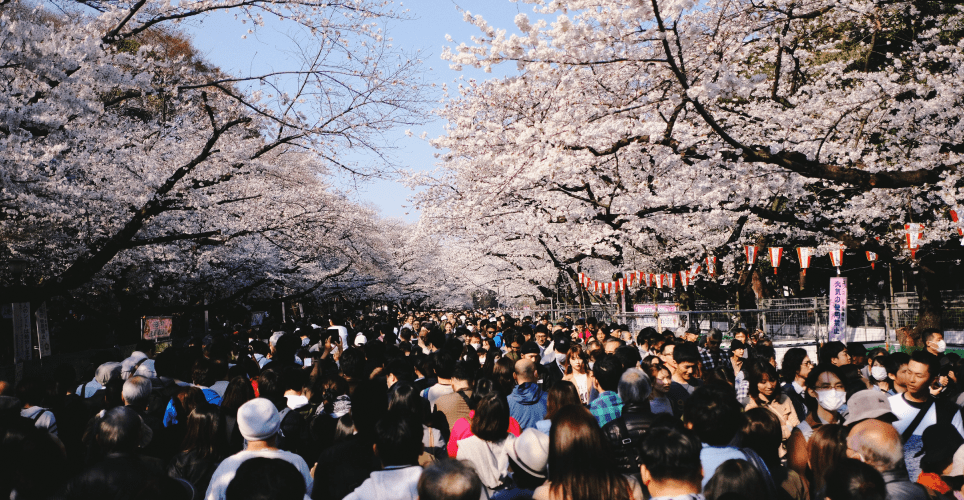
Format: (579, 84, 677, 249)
(343, 465, 422, 500)
(456, 434, 514, 493)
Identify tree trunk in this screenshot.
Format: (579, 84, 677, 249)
(910, 256, 943, 346)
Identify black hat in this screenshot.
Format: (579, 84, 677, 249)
(916, 422, 964, 473)
(521, 341, 541, 356)
(729, 339, 747, 351)
(553, 336, 572, 356)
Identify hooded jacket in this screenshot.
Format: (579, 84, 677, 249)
(507, 382, 548, 431)
(343, 465, 423, 500)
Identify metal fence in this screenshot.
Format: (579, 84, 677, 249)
(511, 291, 964, 345)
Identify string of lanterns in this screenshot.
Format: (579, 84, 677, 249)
(577, 213, 964, 294)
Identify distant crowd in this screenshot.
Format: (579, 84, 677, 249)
(0, 310, 962, 500)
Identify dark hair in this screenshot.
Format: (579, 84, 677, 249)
(548, 405, 630, 500)
(221, 376, 256, 418)
(417, 459, 483, 500)
(752, 345, 776, 364)
(910, 350, 939, 381)
(469, 378, 500, 409)
(673, 342, 700, 365)
(225, 457, 306, 500)
(451, 360, 476, 383)
(703, 459, 766, 500)
(820, 341, 848, 365)
(592, 355, 623, 392)
(435, 353, 457, 380)
(374, 412, 423, 466)
(387, 381, 426, 421)
(923, 328, 944, 344)
(801, 364, 845, 413)
(350, 379, 388, 439)
(682, 385, 744, 447)
(340, 348, 369, 380)
(809, 424, 850, 494)
(492, 357, 516, 396)
(386, 359, 415, 384)
(890, 351, 910, 369)
(471, 394, 510, 442)
(613, 346, 642, 371)
(781, 348, 809, 382)
(545, 381, 581, 421)
(180, 405, 226, 459)
(280, 366, 307, 393)
(824, 458, 887, 500)
(744, 360, 779, 401)
(257, 369, 283, 401)
(639, 427, 702, 483)
(741, 408, 785, 482)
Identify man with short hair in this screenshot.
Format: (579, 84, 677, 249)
(667, 343, 702, 417)
(821, 341, 851, 367)
(923, 329, 946, 357)
(730, 339, 748, 399)
(888, 350, 964, 481)
(344, 413, 423, 500)
(205, 399, 312, 500)
(435, 361, 475, 432)
(639, 427, 705, 500)
(508, 359, 548, 430)
(417, 458, 483, 500)
(698, 329, 731, 372)
(781, 348, 812, 422)
(589, 355, 624, 427)
(848, 419, 927, 500)
(683, 385, 747, 487)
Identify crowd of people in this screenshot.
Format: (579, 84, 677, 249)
(1, 310, 963, 500)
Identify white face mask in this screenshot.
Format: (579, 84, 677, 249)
(935, 340, 947, 353)
(470, 343, 481, 351)
(871, 366, 887, 381)
(816, 389, 846, 412)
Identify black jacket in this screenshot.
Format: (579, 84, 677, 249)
(601, 401, 656, 475)
(167, 449, 221, 500)
(781, 382, 808, 423)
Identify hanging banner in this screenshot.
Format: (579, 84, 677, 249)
(828, 277, 848, 342)
(769, 247, 783, 275)
(745, 245, 759, 268)
(706, 255, 716, 277)
(679, 270, 690, 290)
(797, 247, 814, 276)
(905, 223, 923, 259)
(578, 273, 585, 288)
(829, 247, 844, 275)
(654, 274, 665, 288)
(689, 263, 701, 280)
(644, 273, 653, 287)
(142, 316, 173, 340)
(866, 251, 878, 270)
(12, 302, 32, 362)
(667, 273, 676, 289)
(35, 302, 51, 357)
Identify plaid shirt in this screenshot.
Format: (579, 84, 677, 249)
(590, 391, 623, 427)
(699, 347, 733, 372)
(735, 370, 749, 400)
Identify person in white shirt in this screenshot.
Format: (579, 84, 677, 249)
(343, 412, 423, 500)
(205, 398, 312, 500)
(889, 350, 964, 482)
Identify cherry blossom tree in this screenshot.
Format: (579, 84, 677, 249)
(0, 0, 428, 318)
(418, 0, 964, 337)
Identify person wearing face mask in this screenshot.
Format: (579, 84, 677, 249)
(869, 355, 897, 395)
(786, 364, 847, 484)
(924, 329, 947, 358)
(543, 336, 571, 391)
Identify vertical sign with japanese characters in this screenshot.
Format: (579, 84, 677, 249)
(828, 278, 848, 342)
(35, 302, 51, 357)
(11, 302, 32, 362)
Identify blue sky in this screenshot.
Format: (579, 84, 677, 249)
(186, 0, 529, 222)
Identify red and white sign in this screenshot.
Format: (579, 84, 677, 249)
(769, 247, 783, 274)
(644, 273, 653, 287)
(866, 251, 878, 270)
(905, 223, 923, 259)
(952, 210, 964, 237)
(797, 247, 814, 276)
(667, 273, 676, 289)
(679, 270, 690, 290)
(706, 255, 716, 277)
(654, 274, 665, 288)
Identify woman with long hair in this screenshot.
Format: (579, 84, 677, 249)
(219, 376, 255, 454)
(492, 357, 516, 397)
(455, 394, 515, 495)
(785, 365, 846, 484)
(562, 345, 592, 405)
(807, 424, 850, 498)
(388, 381, 446, 462)
(644, 361, 674, 415)
(533, 405, 639, 500)
(703, 459, 767, 500)
(742, 407, 808, 500)
(743, 360, 799, 441)
(448, 378, 522, 457)
(167, 406, 227, 500)
(535, 381, 581, 434)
